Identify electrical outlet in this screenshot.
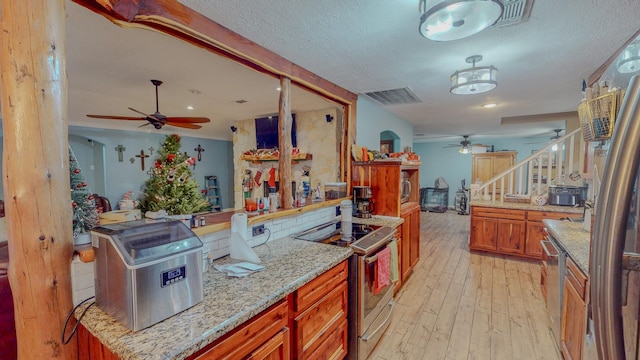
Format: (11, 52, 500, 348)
(252, 224, 265, 237)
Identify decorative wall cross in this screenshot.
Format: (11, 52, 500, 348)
(115, 144, 126, 162)
(148, 146, 155, 156)
(135, 149, 150, 171)
(194, 144, 205, 161)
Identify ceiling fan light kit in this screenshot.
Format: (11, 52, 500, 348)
(617, 39, 640, 74)
(450, 55, 498, 95)
(418, 0, 504, 41)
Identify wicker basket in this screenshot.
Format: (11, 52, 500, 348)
(578, 90, 622, 142)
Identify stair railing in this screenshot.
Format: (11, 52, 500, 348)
(475, 128, 582, 204)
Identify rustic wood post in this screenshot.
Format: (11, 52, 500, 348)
(0, 1, 77, 358)
(278, 77, 293, 209)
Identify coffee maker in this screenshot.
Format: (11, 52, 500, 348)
(353, 186, 374, 218)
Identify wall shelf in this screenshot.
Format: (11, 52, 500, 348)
(241, 153, 312, 163)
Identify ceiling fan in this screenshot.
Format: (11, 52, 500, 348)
(525, 129, 564, 145)
(443, 135, 488, 154)
(86, 80, 211, 129)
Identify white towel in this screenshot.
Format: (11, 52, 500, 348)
(229, 213, 261, 263)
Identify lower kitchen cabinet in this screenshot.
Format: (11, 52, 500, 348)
(292, 261, 348, 360)
(400, 202, 420, 283)
(560, 257, 588, 360)
(189, 300, 290, 359)
(78, 260, 349, 360)
(470, 206, 578, 260)
(393, 226, 402, 296)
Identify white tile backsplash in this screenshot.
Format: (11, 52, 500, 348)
(70, 206, 340, 305)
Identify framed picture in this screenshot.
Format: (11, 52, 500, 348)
(380, 140, 392, 154)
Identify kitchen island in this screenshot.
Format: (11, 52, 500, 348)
(77, 236, 353, 360)
(543, 219, 590, 274)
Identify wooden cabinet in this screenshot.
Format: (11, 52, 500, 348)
(470, 206, 578, 260)
(292, 261, 348, 360)
(190, 300, 289, 359)
(400, 202, 420, 281)
(79, 261, 349, 360)
(561, 257, 588, 360)
(471, 152, 516, 192)
(393, 225, 402, 296)
(470, 206, 525, 255)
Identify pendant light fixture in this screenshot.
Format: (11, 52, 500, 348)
(450, 55, 498, 95)
(617, 39, 640, 74)
(419, 0, 504, 42)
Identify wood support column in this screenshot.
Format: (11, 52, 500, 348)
(0, 1, 76, 358)
(278, 77, 293, 209)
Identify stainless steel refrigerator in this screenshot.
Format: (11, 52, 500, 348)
(591, 74, 640, 359)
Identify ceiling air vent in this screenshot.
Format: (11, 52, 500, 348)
(364, 87, 422, 105)
(493, 0, 532, 27)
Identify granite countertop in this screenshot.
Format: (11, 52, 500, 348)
(471, 200, 584, 214)
(352, 214, 404, 228)
(543, 219, 591, 275)
(78, 237, 353, 360)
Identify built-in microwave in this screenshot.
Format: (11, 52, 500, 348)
(401, 171, 411, 203)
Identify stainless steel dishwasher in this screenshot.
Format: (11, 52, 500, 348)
(541, 234, 567, 349)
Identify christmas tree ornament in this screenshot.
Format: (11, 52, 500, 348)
(167, 168, 176, 182)
(69, 146, 99, 241)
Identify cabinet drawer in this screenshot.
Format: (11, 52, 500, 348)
(293, 281, 348, 359)
(191, 300, 288, 360)
(294, 260, 347, 313)
(472, 206, 526, 221)
(306, 318, 348, 360)
(528, 210, 577, 222)
(566, 257, 587, 300)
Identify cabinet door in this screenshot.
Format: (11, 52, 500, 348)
(400, 212, 412, 281)
(470, 216, 498, 251)
(409, 204, 420, 268)
(561, 276, 586, 360)
(493, 154, 514, 176)
(496, 219, 525, 254)
(472, 156, 494, 184)
(247, 327, 290, 360)
(393, 227, 402, 295)
(525, 222, 545, 258)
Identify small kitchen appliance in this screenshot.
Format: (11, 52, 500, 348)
(353, 186, 374, 218)
(91, 219, 204, 331)
(548, 185, 586, 206)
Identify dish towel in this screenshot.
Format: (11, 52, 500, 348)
(374, 246, 391, 295)
(388, 239, 399, 283)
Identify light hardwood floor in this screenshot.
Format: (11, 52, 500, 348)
(369, 211, 562, 360)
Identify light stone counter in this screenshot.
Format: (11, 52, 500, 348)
(471, 200, 584, 214)
(543, 219, 591, 275)
(78, 237, 353, 360)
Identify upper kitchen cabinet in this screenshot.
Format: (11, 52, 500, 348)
(352, 161, 419, 216)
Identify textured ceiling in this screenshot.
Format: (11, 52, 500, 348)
(66, 0, 640, 143)
(178, 0, 640, 142)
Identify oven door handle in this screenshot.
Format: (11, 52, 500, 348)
(361, 300, 395, 341)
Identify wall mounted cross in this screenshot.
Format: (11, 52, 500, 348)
(194, 144, 205, 161)
(115, 144, 126, 162)
(135, 149, 150, 171)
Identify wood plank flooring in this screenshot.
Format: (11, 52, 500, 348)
(369, 211, 561, 360)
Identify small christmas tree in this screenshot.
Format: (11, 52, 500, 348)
(140, 134, 210, 215)
(69, 147, 99, 238)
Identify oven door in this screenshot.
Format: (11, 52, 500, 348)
(358, 245, 395, 359)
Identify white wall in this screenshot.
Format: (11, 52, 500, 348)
(356, 97, 414, 151)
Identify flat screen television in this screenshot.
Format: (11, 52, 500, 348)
(255, 114, 297, 149)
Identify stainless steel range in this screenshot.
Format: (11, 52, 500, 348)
(294, 220, 396, 360)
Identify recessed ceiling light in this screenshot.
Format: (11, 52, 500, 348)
(187, 105, 194, 110)
(276, 87, 281, 91)
(483, 103, 497, 108)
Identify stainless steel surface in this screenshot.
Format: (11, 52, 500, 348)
(592, 74, 640, 359)
(358, 290, 394, 360)
(92, 220, 204, 331)
(542, 238, 565, 349)
(350, 226, 395, 255)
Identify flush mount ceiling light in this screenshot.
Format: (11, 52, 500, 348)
(450, 55, 498, 95)
(418, 0, 504, 41)
(617, 40, 640, 73)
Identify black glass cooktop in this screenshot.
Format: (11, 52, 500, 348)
(293, 220, 394, 254)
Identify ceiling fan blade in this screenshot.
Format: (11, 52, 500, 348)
(166, 121, 202, 129)
(164, 116, 211, 124)
(128, 107, 150, 117)
(86, 114, 146, 121)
